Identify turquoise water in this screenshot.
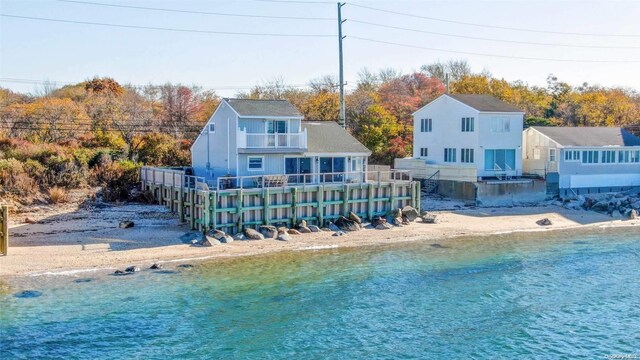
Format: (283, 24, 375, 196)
(1, 228, 639, 359)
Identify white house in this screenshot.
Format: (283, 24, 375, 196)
(523, 126, 640, 196)
(190, 98, 371, 186)
(410, 94, 525, 180)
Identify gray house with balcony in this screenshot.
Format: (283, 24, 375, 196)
(190, 98, 371, 186)
(523, 126, 640, 196)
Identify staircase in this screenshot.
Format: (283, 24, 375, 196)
(421, 170, 440, 195)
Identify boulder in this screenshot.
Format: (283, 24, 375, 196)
(298, 226, 312, 233)
(393, 217, 403, 226)
(277, 232, 292, 241)
(348, 211, 362, 224)
(327, 222, 340, 232)
(372, 215, 386, 227)
(308, 225, 321, 232)
(202, 237, 221, 246)
(630, 209, 638, 220)
(232, 233, 246, 241)
(244, 228, 265, 240)
(591, 201, 610, 212)
(401, 215, 411, 225)
(335, 216, 361, 232)
(332, 231, 346, 237)
(288, 229, 302, 235)
(582, 197, 594, 209)
(401, 206, 420, 222)
(298, 219, 307, 228)
(219, 235, 234, 244)
(321, 227, 332, 232)
(119, 220, 134, 229)
(150, 263, 163, 270)
(125, 266, 140, 273)
(375, 222, 393, 230)
(206, 229, 227, 240)
(113, 270, 128, 276)
(24, 217, 37, 224)
(422, 214, 438, 224)
(536, 218, 553, 226)
(259, 225, 277, 239)
(277, 226, 289, 233)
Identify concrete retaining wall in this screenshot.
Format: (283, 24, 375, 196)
(435, 179, 548, 206)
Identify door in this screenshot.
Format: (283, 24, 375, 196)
(286, 157, 312, 184)
(268, 120, 288, 147)
(485, 149, 516, 172)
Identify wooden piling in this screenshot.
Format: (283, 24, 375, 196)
(0, 205, 8, 255)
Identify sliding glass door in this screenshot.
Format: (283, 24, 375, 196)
(320, 157, 345, 182)
(285, 157, 312, 184)
(484, 149, 516, 171)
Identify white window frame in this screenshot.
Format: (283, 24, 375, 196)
(247, 156, 264, 171)
(601, 150, 616, 164)
(564, 150, 581, 161)
(461, 148, 474, 163)
(420, 118, 432, 132)
(461, 117, 474, 132)
(444, 148, 456, 163)
(618, 150, 640, 163)
(208, 123, 215, 133)
(420, 147, 428, 157)
(549, 148, 556, 162)
(581, 150, 599, 164)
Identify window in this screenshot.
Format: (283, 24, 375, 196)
(444, 148, 456, 162)
(601, 150, 616, 164)
(208, 123, 215, 133)
(420, 118, 432, 132)
(461, 117, 474, 132)
(351, 157, 363, 172)
(533, 148, 541, 160)
(549, 149, 556, 162)
(461, 148, 474, 163)
(320, 157, 346, 182)
(490, 117, 510, 132)
(248, 156, 264, 171)
(484, 149, 516, 171)
(619, 150, 640, 163)
(267, 120, 288, 134)
(420, 148, 428, 157)
(564, 150, 580, 161)
(582, 150, 599, 164)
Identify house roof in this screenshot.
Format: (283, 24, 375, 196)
(225, 98, 303, 117)
(448, 94, 523, 113)
(302, 121, 371, 155)
(531, 126, 640, 147)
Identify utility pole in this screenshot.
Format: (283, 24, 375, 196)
(337, 2, 346, 128)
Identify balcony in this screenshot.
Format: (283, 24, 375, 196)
(237, 129, 307, 152)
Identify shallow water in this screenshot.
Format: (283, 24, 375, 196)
(1, 228, 639, 359)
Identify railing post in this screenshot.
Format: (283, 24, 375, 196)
(211, 191, 218, 229)
(343, 183, 350, 216)
(0, 205, 8, 255)
(317, 184, 324, 226)
(367, 183, 374, 220)
(263, 188, 270, 225)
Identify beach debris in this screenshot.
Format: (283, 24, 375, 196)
(288, 229, 302, 235)
(335, 216, 361, 232)
(125, 266, 140, 273)
(375, 222, 393, 230)
(244, 228, 265, 240)
(332, 231, 346, 236)
(177, 264, 194, 269)
(259, 225, 277, 239)
(201, 237, 221, 246)
(422, 214, 439, 224)
(536, 218, 553, 226)
(401, 206, 420, 222)
(119, 220, 134, 229)
(24, 217, 38, 224)
(14, 290, 43, 298)
(298, 226, 312, 233)
(629, 209, 638, 220)
(277, 231, 292, 241)
(348, 211, 362, 224)
(150, 263, 163, 270)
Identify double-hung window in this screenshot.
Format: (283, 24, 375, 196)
(208, 123, 215, 133)
(461, 117, 474, 132)
(420, 118, 432, 132)
(444, 148, 456, 163)
(601, 150, 616, 164)
(420, 148, 428, 157)
(582, 150, 599, 164)
(461, 148, 474, 163)
(490, 117, 510, 132)
(248, 156, 264, 171)
(549, 149, 556, 162)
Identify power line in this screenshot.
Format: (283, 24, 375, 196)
(349, 36, 640, 63)
(348, 3, 640, 38)
(349, 19, 640, 50)
(252, 0, 335, 4)
(57, 0, 334, 21)
(0, 14, 335, 37)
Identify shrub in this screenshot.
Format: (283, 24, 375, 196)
(92, 160, 141, 201)
(48, 186, 68, 204)
(0, 158, 37, 195)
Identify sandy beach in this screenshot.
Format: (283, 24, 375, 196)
(1, 198, 638, 277)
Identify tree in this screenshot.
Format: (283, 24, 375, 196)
(378, 72, 445, 126)
(420, 60, 471, 83)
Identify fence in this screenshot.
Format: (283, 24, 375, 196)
(0, 205, 8, 255)
(141, 167, 420, 234)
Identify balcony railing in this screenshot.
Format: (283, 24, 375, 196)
(237, 129, 307, 149)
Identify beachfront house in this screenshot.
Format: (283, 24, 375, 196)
(523, 126, 640, 196)
(409, 94, 525, 181)
(190, 98, 371, 187)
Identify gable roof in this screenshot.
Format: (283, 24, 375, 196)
(302, 121, 371, 155)
(447, 94, 523, 113)
(225, 98, 303, 117)
(530, 126, 640, 147)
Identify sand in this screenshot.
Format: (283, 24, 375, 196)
(1, 199, 638, 277)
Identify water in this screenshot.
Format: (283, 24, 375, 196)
(1, 228, 639, 359)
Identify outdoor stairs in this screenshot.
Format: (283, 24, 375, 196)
(421, 170, 440, 195)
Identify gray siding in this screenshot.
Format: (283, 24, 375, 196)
(191, 102, 238, 178)
(522, 128, 560, 177)
(559, 148, 640, 175)
(237, 154, 286, 177)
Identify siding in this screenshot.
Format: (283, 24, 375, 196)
(191, 101, 238, 178)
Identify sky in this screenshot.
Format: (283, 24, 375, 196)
(1, 0, 640, 97)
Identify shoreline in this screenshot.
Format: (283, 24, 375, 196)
(1, 201, 638, 278)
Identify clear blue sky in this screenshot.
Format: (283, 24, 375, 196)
(1, 0, 640, 96)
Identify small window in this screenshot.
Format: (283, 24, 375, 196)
(248, 157, 264, 171)
(564, 150, 580, 161)
(420, 118, 432, 132)
(549, 149, 556, 162)
(461, 148, 474, 163)
(491, 117, 510, 132)
(601, 150, 616, 164)
(208, 123, 215, 133)
(461, 117, 474, 132)
(444, 148, 456, 163)
(420, 148, 428, 157)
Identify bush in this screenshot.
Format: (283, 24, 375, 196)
(92, 160, 141, 201)
(48, 186, 68, 204)
(0, 158, 37, 195)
